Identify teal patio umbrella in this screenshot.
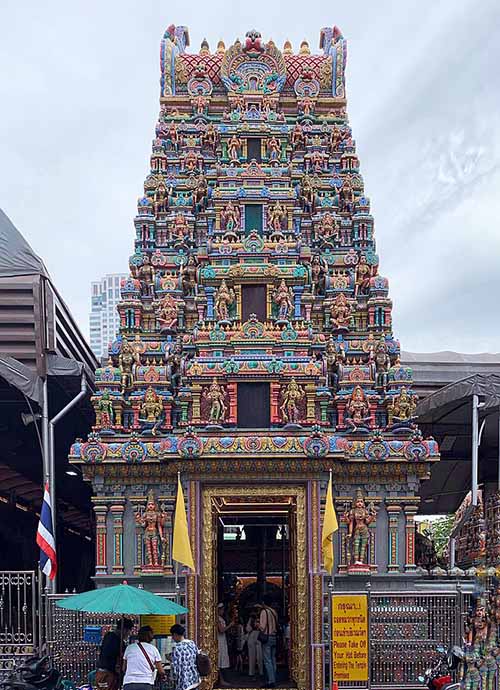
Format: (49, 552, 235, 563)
(55, 583, 188, 615)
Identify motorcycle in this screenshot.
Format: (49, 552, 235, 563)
(0, 655, 62, 690)
(417, 645, 463, 690)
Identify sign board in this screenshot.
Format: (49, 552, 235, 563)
(140, 614, 176, 636)
(331, 594, 369, 682)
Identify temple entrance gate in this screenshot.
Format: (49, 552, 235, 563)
(0, 571, 39, 678)
(196, 485, 309, 690)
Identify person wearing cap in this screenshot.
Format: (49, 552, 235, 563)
(217, 603, 233, 686)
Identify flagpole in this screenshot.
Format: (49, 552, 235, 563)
(329, 468, 334, 690)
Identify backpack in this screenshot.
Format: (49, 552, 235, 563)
(195, 651, 211, 677)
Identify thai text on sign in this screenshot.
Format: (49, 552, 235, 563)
(331, 594, 369, 682)
(140, 614, 176, 636)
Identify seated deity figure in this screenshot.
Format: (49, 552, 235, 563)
(157, 293, 179, 331)
(139, 386, 163, 436)
(345, 385, 370, 427)
(329, 292, 352, 330)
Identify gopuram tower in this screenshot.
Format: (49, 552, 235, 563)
(70, 25, 440, 690)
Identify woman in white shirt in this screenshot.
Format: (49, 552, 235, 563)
(123, 625, 165, 690)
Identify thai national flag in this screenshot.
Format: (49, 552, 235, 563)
(36, 483, 57, 580)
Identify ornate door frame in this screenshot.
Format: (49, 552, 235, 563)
(194, 484, 308, 690)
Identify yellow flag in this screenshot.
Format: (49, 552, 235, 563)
(322, 473, 338, 574)
(172, 475, 195, 571)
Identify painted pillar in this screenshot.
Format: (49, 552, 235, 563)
(386, 504, 401, 573)
(404, 505, 418, 572)
(93, 503, 108, 576)
(110, 502, 125, 575)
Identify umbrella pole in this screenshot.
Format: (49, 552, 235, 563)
(118, 615, 125, 688)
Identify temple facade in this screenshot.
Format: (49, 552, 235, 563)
(70, 24, 442, 689)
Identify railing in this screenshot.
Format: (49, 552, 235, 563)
(0, 571, 39, 678)
(44, 591, 185, 684)
(323, 589, 463, 690)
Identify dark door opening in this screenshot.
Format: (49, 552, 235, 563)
(217, 513, 293, 688)
(241, 284, 267, 322)
(237, 383, 270, 428)
(247, 138, 262, 162)
(245, 204, 263, 235)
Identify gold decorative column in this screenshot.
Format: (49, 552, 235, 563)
(404, 503, 419, 572)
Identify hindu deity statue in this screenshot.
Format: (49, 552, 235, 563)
(342, 489, 377, 568)
(387, 387, 418, 425)
(157, 293, 179, 331)
(354, 254, 373, 296)
(311, 254, 328, 296)
(272, 279, 294, 321)
(299, 174, 315, 213)
(463, 648, 481, 690)
(325, 337, 345, 391)
(214, 279, 235, 322)
(166, 121, 179, 150)
(291, 122, 305, 150)
(268, 201, 286, 233)
(166, 341, 184, 390)
(203, 378, 227, 424)
(280, 378, 305, 425)
(339, 176, 355, 213)
(329, 124, 344, 152)
(135, 492, 165, 568)
(96, 389, 114, 428)
(345, 385, 370, 427)
(179, 255, 198, 296)
(172, 212, 192, 241)
(153, 180, 168, 215)
(202, 122, 218, 152)
(369, 340, 391, 391)
(227, 134, 242, 163)
(193, 173, 209, 212)
(118, 337, 139, 395)
(183, 150, 199, 173)
(136, 254, 155, 297)
(298, 96, 315, 117)
(221, 202, 241, 234)
(191, 93, 209, 115)
(329, 292, 352, 330)
(267, 136, 280, 163)
(318, 212, 339, 243)
(140, 386, 163, 435)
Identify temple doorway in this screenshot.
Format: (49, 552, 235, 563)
(199, 487, 308, 690)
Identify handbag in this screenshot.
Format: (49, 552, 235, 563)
(195, 651, 211, 677)
(257, 609, 270, 644)
(137, 642, 158, 684)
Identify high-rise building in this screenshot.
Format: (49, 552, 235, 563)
(89, 274, 126, 359)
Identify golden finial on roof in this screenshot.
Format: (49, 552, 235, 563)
(299, 40, 310, 55)
(283, 39, 292, 54)
(216, 39, 225, 53)
(200, 38, 210, 55)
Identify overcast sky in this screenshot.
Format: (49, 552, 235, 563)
(1, 0, 499, 353)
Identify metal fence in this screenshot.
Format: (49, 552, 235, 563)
(323, 590, 462, 690)
(0, 571, 39, 678)
(44, 592, 185, 685)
